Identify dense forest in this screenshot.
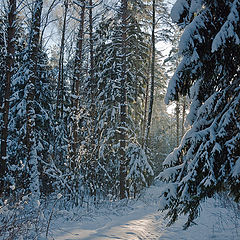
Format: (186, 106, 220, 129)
(0, 0, 181, 205)
(0, 0, 240, 238)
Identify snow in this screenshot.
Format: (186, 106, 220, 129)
(171, 0, 189, 24)
(47, 185, 239, 240)
(212, 0, 240, 52)
(232, 157, 240, 177)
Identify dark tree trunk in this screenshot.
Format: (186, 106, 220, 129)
(142, 54, 151, 146)
(72, 1, 85, 107)
(0, 0, 16, 196)
(181, 96, 186, 138)
(119, 0, 128, 200)
(176, 100, 180, 146)
(56, 0, 69, 119)
(89, 0, 94, 96)
(144, 0, 156, 147)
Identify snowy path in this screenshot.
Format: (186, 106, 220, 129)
(49, 187, 239, 240)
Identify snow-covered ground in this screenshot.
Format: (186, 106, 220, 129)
(48, 185, 239, 240)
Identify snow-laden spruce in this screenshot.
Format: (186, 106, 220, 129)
(160, 0, 240, 228)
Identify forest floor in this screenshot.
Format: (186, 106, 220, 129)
(48, 185, 240, 240)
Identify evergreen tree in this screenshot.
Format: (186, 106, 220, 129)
(7, 0, 50, 200)
(25, 0, 43, 200)
(89, 1, 153, 199)
(7, 29, 29, 197)
(88, 17, 122, 199)
(35, 50, 55, 196)
(159, 0, 240, 228)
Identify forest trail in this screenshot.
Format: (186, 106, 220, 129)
(50, 186, 239, 240)
(52, 208, 162, 240)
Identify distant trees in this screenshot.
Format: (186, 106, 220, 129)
(160, 0, 240, 228)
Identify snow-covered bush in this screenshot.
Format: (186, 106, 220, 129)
(0, 195, 46, 239)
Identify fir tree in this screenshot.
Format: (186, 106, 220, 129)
(90, 2, 153, 199)
(159, 0, 240, 228)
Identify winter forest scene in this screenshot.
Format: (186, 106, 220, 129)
(0, 0, 240, 239)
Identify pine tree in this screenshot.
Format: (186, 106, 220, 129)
(159, 0, 240, 228)
(25, 0, 43, 200)
(35, 50, 55, 196)
(90, 2, 153, 199)
(6, 0, 44, 199)
(88, 17, 122, 199)
(7, 29, 29, 197)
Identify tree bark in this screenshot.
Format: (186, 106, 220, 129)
(181, 96, 186, 138)
(0, 0, 16, 196)
(119, 0, 128, 200)
(89, 0, 94, 96)
(56, 0, 69, 119)
(142, 54, 151, 146)
(176, 100, 180, 146)
(144, 0, 156, 147)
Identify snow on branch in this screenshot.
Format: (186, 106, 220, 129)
(212, 0, 240, 52)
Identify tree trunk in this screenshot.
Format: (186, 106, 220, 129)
(26, 0, 43, 199)
(89, 0, 94, 96)
(181, 96, 186, 138)
(176, 100, 180, 146)
(0, 0, 16, 196)
(142, 54, 151, 146)
(119, 0, 128, 200)
(56, 0, 69, 119)
(144, 0, 156, 147)
(72, 0, 85, 161)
